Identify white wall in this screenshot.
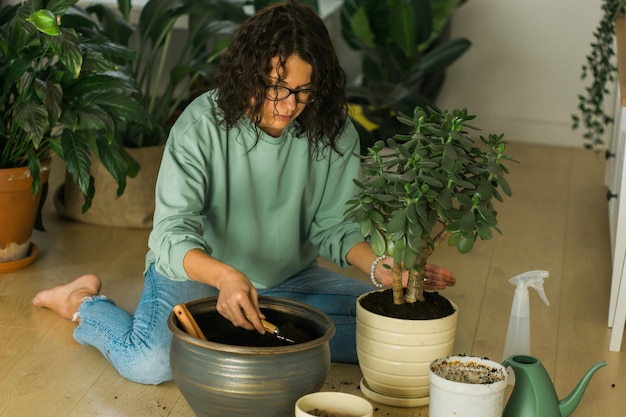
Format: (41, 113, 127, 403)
(436, 0, 607, 148)
(9, 0, 608, 147)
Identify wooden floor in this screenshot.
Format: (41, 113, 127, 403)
(1, 142, 624, 416)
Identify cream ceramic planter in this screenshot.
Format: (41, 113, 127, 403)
(295, 392, 373, 417)
(429, 355, 508, 417)
(355, 291, 458, 407)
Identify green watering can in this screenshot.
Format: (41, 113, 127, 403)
(502, 355, 607, 417)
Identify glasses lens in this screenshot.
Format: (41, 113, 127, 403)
(266, 86, 289, 101)
(295, 89, 313, 104)
(265, 85, 313, 103)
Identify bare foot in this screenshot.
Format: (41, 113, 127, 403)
(32, 274, 102, 321)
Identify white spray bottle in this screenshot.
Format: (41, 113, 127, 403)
(502, 270, 550, 384)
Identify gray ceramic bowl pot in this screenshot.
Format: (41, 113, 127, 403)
(168, 295, 336, 417)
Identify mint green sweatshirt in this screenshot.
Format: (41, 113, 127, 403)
(146, 91, 364, 288)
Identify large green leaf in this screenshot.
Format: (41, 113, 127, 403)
(350, 6, 375, 48)
(56, 29, 83, 77)
(388, 0, 417, 59)
(26, 9, 60, 36)
(418, 37, 471, 74)
(61, 128, 94, 204)
(412, 0, 433, 47)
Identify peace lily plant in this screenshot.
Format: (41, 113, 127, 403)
(345, 106, 513, 306)
(0, 0, 145, 214)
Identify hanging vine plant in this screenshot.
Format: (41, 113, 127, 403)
(572, 0, 626, 149)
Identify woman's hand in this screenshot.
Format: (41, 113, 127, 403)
(423, 263, 456, 290)
(215, 268, 266, 332)
(376, 258, 456, 290)
(183, 249, 265, 333)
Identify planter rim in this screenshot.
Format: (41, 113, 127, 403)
(0, 158, 52, 182)
(429, 355, 508, 392)
(357, 290, 458, 322)
(295, 391, 373, 417)
(168, 295, 336, 354)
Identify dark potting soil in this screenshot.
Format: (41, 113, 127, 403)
(195, 309, 317, 347)
(360, 289, 455, 320)
(306, 409, 352, 417)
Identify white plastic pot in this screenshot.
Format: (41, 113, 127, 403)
(429, 355, 508, 417)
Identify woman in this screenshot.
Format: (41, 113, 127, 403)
(32, 0, 456, 385)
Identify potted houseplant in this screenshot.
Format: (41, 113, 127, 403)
(57, 0, 252, 228)
(339, 0, 471, 153)
(344, 106, 513, 405)
(572, 0, 626, 149)
(0, 0, 145, 267)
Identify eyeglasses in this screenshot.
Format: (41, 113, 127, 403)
(265, 85, 314, 104)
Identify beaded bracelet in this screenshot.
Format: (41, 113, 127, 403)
(369, 255, 387, 288)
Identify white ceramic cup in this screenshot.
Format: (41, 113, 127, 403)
(295, 392, 373, 417)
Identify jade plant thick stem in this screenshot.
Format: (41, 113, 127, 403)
(345, 106, 513, 305)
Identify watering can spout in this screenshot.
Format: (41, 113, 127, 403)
(557, 360, 607, 417)
(502, 355, 606, 417)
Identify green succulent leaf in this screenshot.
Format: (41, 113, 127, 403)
(370, 227, 386, 256)
(418, 175, 443, 188)
(496, 173, 513, 197)
(360, 220, 373, 238)
(393, 235, 407, 264)
(476, 181, 494, 200)
(455, 192, 473, 207)
(476, 223, 493, 240)
(369, 210, 385, 224)
(457, 233, 475, 253)
(402, 246, 418, 270)
(437, 187, 452, 209)
(475, 205, 497, 226)
(387, 209, 407, 241)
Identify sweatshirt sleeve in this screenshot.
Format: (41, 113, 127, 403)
(309, 120, 365, 267)
(146, 99, 215, 281)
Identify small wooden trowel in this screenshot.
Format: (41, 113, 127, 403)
(245, 311, 295, 344)
(259, 318, 296, 344)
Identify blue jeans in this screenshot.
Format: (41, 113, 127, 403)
(73, 263, 374, 384)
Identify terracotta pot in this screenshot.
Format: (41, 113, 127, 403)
(0, 159, 50, 265)
(429, 355, 508, 417)
(168, 296, 335, 417)
(356, 290, 458, 407)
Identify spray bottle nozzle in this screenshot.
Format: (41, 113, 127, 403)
(503, 270, 550, 384)
(508, 270, 550, 306)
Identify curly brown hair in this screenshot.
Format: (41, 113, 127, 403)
(214, 0, 349, 155)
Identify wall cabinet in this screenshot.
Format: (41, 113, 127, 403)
(607, 16, 626, 352)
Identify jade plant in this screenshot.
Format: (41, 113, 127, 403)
(345, 106, 513, 305)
